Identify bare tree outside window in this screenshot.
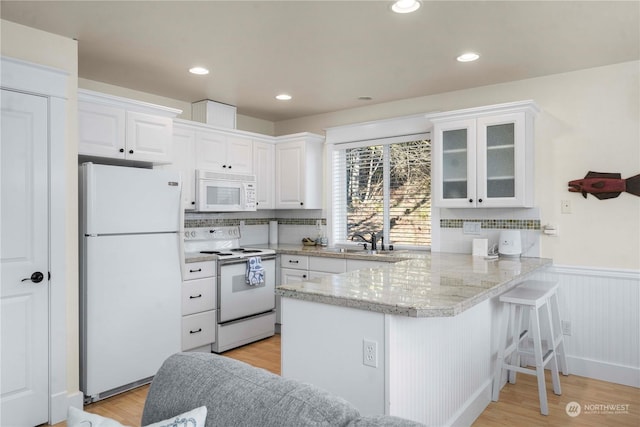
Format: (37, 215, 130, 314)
(345, 140, 431, 247)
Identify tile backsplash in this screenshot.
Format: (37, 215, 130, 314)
(440, 219, 541, 230)
(184, 210, 542, 255)
(184, 211, 326, 245)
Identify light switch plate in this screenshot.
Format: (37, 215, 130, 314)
(463, 221, 481, 235)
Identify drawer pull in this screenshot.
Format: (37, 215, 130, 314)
(189, 328, 202, 334)
(189, 294, 203, 299)
(189, 268, 202, 273)
(289, 260, 299, 264)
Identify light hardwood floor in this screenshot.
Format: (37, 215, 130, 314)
(50, 334, 639, 426)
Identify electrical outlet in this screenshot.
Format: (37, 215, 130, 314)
(562, 320, 572, 336)
(363, 339, 378, 368)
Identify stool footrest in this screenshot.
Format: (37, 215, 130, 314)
(502, 364, 539, 377)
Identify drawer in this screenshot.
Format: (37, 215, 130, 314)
(182, 310, 216, 351)
(182, 277, 216, 315)
(183, 261, 215, 280)
(309, 256, 346, 274)
(280, 254, 308, 270)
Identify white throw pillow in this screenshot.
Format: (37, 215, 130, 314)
(67, 405, 207, 427)
(144, 406, 207, 427)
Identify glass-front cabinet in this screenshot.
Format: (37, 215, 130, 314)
(431, 101, 538, 208)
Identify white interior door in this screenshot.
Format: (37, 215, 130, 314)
(1, 89, 49, 426)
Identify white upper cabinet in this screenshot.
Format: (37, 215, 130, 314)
(253, 140, 275, 209)
(78, 89, 180, 164)
(157, 123, 197, 210)
(431, 101, 539, 208)
(195, 129, 253, 174)
(275, 134, 324, 209)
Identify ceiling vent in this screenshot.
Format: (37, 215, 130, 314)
(192, 100, 237, 129)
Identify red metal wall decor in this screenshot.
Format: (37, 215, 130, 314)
(568, 171, 640, 199)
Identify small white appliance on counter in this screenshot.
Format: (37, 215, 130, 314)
(498, 230, 522, 257)
(183, 226, 276, 352)
(196, 170, 256, 212)
(79, 163, 182, 403)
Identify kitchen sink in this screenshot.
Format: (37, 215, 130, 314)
(332, 248, 406, 256)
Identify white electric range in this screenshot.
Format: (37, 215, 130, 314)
(183, 226, 276, 353)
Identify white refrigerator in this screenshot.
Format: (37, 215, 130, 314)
(79, 163, 182, 402)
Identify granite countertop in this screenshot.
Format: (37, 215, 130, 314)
(276, 252, 552, 318)
(184, 244, 414, 263)
(184, 245, 551, 318)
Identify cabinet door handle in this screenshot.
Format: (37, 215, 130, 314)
(119, 148, 125, 153)
(228, 165, 232, 169)
(189, 268, 202, 273)
(468, 199, 473, 203)
(189, 328, 202, 334)
(189, 294, 202, 299)
(478, 198, 483, 203)
(302, 274, 307, 278)
(300, 202, 304, 206)
(191, 201, 196, 205)
(289, 260, 299, 264)
(129, 149, 134, 154)
(222, 165, 227, 168)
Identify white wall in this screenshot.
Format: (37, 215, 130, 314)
(276, 62, 640, 271)
(1, 17, 80, 399)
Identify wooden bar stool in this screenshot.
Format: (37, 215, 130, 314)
(492, 280, 566, 415)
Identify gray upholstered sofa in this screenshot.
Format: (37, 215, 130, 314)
(141, 352, 424, 426)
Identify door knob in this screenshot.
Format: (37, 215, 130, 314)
(21, 271, 44, 283)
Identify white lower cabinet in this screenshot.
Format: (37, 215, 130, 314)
(181, 311, 216, 352)
(278, 255, 381, 324)
(181, 261, 216, 351)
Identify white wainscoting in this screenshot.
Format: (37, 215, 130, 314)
(533, 265, 640, 388)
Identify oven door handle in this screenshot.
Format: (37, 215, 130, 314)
(219, 255, 276, 266)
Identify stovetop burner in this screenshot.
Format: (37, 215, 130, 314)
(230, 248, 264, 254)
(199, 250, 233, 256)
(184, 226, 276, 260)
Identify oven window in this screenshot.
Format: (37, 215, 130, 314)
(207, 186, 240, 205)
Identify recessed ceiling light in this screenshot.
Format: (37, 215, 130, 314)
(457, 53, 480, 62)
(276, 94, 292, 101)
(189, 66, 209, 75)
(391, 0, 421, 14)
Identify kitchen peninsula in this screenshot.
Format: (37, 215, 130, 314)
(276, 252, 551, 426)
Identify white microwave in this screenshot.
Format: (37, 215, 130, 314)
(196, 170, 257, 212)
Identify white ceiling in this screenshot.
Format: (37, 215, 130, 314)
(2, 1, 638, 122)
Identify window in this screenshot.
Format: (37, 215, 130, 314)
(331, 136, 431, 248)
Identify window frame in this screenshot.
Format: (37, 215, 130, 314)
(327, 132, 432, 250)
